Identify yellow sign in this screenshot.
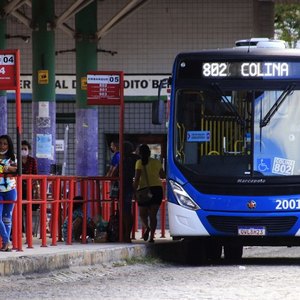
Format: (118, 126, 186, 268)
(38, 70, 49, 84)
(81, 77, 87, 90)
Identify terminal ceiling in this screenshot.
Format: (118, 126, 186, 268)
(1, 0, 298, 40)
(1, 0, 151, 40)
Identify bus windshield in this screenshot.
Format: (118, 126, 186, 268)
(174, 87, 300, 177)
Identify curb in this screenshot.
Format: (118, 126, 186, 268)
(0, 244, 149, 276)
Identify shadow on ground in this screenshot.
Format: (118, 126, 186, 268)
(147, 240, 300, 266)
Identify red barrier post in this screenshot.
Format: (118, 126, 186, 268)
(95, 178, 101, 216)
(40, 177, 48, 247)
(51, 177, 60, 246)
(57, 201, 63, 242)
(26, 177, 33, 248)
(65, 178, 75, 245)
(89, 180, 95, 218)
(66, 197, 73, 245)
(81, 179, 87, 244)
(102, 181, 110, 220)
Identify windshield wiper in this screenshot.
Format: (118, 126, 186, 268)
(211, 83, 245, 127)
(260, 84, 295, 128)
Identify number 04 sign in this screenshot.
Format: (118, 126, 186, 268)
(87, 71, 124, 105)
(0, 53, 18, 89)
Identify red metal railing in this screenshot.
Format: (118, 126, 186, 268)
(7, 175, 167, 251)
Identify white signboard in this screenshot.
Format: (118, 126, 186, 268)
(19, 74, 170, 97)
(272, 157, 295, 176)
(56, 139, 64, 152)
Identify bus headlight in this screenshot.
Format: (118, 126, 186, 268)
(169, 180, 200, 210)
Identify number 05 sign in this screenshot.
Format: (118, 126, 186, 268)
(87, 71, 124, 105)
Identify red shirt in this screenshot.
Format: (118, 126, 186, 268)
(22, 155, 38, 174)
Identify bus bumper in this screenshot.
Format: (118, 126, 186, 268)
(168, 202, 209, 236)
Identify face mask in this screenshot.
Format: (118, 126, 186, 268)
(0, 150, 7, 155)
(21, 150, 29, 157)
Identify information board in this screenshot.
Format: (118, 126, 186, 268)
(0, 53, 17, 89)
(87, 71, 124, 105)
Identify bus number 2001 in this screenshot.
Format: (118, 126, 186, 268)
(275, 199, 300, 210)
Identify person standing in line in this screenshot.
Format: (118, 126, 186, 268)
(133, 144, 165, 243)
(0, 135, 17, 251)
(106, 141, 120, 199)
(106, 141, 120, 177)
(21, 140, 38, 233)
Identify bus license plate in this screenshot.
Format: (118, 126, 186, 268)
(238, 226, 266, 236)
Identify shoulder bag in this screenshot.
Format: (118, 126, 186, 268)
(136, 165, 153, 205)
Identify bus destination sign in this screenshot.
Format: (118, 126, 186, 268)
(201, 61, 300, 79)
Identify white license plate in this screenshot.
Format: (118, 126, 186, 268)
(238, 226, 266, 236)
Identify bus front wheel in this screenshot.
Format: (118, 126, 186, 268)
(206, 241, 222, 261)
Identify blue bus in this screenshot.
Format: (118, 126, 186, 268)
(155, 40, 300, 261)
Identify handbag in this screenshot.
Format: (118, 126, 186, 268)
(136, 188, 153, 205)
(136, 165, 153, 205)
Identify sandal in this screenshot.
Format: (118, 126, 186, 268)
(0, 243, 11, 252)
(143, 228, 150, 241)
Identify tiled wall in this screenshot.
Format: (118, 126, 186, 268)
(5, 0, 275, 175)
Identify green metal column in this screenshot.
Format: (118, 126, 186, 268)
(32, 0, 56, 174)
(75, 1, 98, 176)
(0, 0, 7, 135)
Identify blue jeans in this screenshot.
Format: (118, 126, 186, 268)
(0, 189, 17, 244)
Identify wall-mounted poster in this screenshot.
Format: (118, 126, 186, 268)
(36, 134, 53, 159)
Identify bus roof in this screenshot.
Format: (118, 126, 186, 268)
(235, 38, 286, 49)
(175, 47, 300, 62)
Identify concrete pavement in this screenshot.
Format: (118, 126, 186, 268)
(0, 232, 174, 276)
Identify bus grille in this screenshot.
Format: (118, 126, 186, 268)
(207, 216, 298, 234)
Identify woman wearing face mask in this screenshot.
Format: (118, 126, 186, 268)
(0, 135, 17, 251)
(21, 140, 38, 233)
(21, 140, 37, 178)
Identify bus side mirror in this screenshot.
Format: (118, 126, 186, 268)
(152, 99, 164, 125)
(152, 77, 170, 125)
